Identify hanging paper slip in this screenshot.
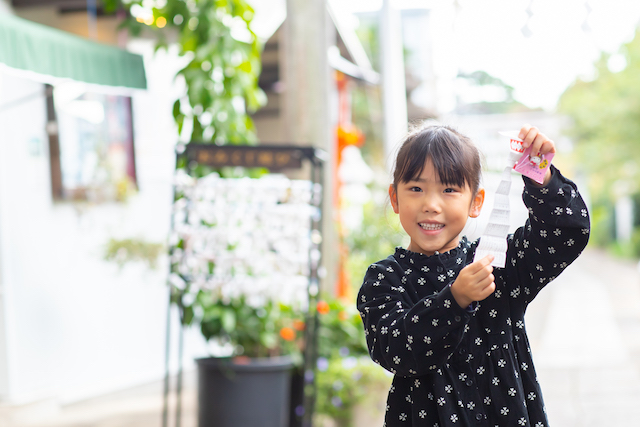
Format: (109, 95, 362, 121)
(473, 131, 554, 268)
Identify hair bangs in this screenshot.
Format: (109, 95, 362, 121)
(392, 125, 482, 194)
(429, 132, 474, 190)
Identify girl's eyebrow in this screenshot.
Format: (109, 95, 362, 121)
(409, 177, 440, 184)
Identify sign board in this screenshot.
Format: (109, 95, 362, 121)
(184, 144, 318, 171)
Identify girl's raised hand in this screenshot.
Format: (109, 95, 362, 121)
(519, 124, 555, 186)
(519, 124, 556, 156)
(450, 255, 495, 308)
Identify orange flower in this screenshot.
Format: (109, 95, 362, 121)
(280, 327, 296, 341)
(293, 320, 306, 331)
(317, 300, 330, 315)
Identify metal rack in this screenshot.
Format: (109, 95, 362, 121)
(162, 143, 327, 427)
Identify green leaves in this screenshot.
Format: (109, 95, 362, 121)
(103, 238, 165, 269)
(559, 29, 640, 203)
(559, 30, 640, 252)
(189, 291, 304, 358)
(114, 0, 265, 144)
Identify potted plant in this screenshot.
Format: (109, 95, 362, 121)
(180, 290, 305, 427)
(169, 171, 317, 427)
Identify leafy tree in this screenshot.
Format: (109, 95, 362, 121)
(559, 29, 640, 254)
(559, 30, 640, 203)
(104, 0, 265, 144)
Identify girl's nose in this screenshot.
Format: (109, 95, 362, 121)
(422, 196, 441, 213)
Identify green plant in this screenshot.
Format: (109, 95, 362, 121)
(314, 356, 390, 427)
(104, 0, 265, 144)
(184, 291, 304, 361)
(104, 0, 302, 362)
(345, 195, 407, 293)
(167, 174, 317, 361)
(311, 297, 391, 426)
(316, 297, 368, 360)
(104, 237, 164, 268)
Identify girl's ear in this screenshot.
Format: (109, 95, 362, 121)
(389, 184, 399, 214)
(469, 188, 485, 218)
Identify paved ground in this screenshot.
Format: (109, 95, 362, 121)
(2, 247, 640, 427)
(527, 248, 640, 427)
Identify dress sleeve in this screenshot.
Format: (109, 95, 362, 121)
(501, 165, 590, 309)
(357, 259, 474, 377)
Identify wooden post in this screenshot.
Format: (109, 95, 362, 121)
(282, 0, 337, 295)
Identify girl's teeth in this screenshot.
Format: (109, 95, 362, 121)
(420, 223, 443, 230)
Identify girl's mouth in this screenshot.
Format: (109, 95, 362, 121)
(419, 223, 444, 231)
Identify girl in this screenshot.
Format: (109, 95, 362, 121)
(357, 124, 590, 426)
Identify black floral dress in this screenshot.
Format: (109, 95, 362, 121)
(357, 167, 590, 427)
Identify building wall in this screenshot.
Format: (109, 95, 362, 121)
(0, 24, 207, 407)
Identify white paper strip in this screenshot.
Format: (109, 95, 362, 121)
(474, 147, 520, 268)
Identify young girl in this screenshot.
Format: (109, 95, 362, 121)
(357, 124, 590, 427)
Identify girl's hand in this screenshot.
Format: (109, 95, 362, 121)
(450, 255, 495, 308)
(519, 124, 556, 186)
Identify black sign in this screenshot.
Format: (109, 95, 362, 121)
(183, 144, 319, 171)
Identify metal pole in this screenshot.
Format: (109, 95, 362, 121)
(302, 155, 325, 427)
(176, 312, 185, 427)
(162, 150, 182, 427)
(161, 295, 172, 427)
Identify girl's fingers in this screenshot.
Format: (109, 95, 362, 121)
(519, 125, 556, 157)
(467, 255, 494, 276)
(478, 254, 494, 266)
(480, 282, 496, 299)
(530, 133, 547, 156)
(541, 139, 556, 155)
(518, 124, 532, 140)
(521, 125, 539, 148)
(481, 273, 495, 288)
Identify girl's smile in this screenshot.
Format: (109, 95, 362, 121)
(419, 222, 444, 232)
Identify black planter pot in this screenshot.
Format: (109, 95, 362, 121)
(196, 355, 294, 427)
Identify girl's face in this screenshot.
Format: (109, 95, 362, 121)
(389, 159, 484, 256)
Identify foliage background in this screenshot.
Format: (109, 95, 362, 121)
(559, 29, 640, 257)
(104, 0, 265, 144)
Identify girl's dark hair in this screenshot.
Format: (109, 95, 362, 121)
(391, 124, 482, 194)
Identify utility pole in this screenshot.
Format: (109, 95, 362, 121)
(379, 0, 408, 169)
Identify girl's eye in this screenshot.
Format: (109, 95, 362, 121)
(443, 188, 457, 193)
(410, 186, 422, 192)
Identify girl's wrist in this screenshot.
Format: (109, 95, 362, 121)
(449, 283, 473, 308)
(531, 168, 552, 187)
(525, 164, 556, 188)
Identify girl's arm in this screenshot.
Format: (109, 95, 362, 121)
(503, 164, 590, 309)
(357, 259, 473, 377)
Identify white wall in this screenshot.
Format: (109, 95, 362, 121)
(0, 37, 202, 407)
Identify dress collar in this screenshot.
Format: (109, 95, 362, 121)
(394, 236, 472, 267)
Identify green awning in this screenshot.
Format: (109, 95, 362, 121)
(0, 13, 146, 90)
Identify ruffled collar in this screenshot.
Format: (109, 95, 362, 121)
(394, 236, 473, 267)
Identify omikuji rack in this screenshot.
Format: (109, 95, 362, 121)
(162, 143, 327, 427)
